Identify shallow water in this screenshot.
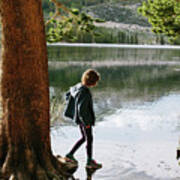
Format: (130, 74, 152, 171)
(48, 44, 180, 179)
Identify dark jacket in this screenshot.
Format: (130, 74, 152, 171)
(64, 83, 95, 126)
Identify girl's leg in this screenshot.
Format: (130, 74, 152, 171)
(68, 124, 86, 155)
(85, 126, 102, 169)
(85, 126, 93, 161)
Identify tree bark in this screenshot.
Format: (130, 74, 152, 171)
(0, 0, 77, 179)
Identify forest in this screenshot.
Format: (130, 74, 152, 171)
(43, 0, 166, 44)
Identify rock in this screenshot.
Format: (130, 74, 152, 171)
(57, 155, 78, 174)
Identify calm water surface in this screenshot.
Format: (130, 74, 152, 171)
(48, 44, 180, 180)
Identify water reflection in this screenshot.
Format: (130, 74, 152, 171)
(70, 168, 99, 180)
(49, 63, 180, 125)
(85, 168, 99, 180)
(48, 45, 180, 62)
(49, 64, 180, 95)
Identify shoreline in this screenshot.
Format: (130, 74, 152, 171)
(94, 21, 151, 32)
(47, 43, 180, 49)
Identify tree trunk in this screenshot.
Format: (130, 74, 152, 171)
(0, 0, 76, 179)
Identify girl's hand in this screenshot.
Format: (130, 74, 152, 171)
(86, 125, 91, 129)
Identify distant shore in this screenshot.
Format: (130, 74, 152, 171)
(94, 21, 151, 32)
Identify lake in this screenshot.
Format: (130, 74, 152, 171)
(48, 44, 180, 180)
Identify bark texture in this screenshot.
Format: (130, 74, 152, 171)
(0, 0, 77, 179)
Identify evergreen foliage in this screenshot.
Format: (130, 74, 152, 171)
(43, 0, 166, 44)
(138, 0, 180, 44)
(45, 0, 104, 43)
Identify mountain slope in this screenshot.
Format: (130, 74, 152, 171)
(83, 2, 150, 27)
(42, 0, 149, 27)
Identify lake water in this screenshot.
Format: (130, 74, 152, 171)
(48, 44, 180, 180)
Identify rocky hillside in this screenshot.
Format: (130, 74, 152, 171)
(43, 0, 149, 28)
(83, 0, 150, 27)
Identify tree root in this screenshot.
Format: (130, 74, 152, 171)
(0, 146, 78, 180)
(0, 101, 78, 179)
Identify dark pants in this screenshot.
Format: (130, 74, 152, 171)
(69, 123, 93, 160)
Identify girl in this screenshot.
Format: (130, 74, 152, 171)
(64, 69, 102, 169)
